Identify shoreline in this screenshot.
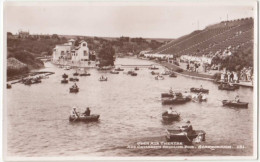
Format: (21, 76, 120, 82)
(139, 58, 253, 88)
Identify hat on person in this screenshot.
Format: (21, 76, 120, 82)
(186, 120, 191, 124)
(73, 106, 76, 109)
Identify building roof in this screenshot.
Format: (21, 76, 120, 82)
(68, 39, 75, 42)
(79, 40, 86, 44)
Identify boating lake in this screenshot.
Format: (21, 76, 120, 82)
(6, 58, 254, 157)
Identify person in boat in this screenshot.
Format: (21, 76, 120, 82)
(197, 92, 203, 100)
(235, 95, 240, 103)
(70, 107, 79, 118)
(180, 121, 194, 135)
(72, 83, 78, 89)
(83, 107, 91, 116)
(169, 87, 173, 94)
(167, 107, 174, 115)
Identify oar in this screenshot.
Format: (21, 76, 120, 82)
(150, 113, 162, 118)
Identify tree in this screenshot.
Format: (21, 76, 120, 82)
(98, 44, 115, 67)
(7, 32, 13, 36)
(51, 34, 59, 40)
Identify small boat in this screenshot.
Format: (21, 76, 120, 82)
(61, 79, 68, 84)
(62, 73, 68, 79)
(73, 72, 79, 76)
(218, 84, 236, 91)
(79, 72, 91, 76)
(69, 114, 100, 122)
(162, 111, 180, 121)
(32, 78, 42, 84)
(166, 129, 206, 144)
(151, 71, 159, 75)
(115, 67, 124, 71)
(190, 88, 209, 93)
(134, 67, 139, 71)
(218, 82, 239, 89)
(149, 66, 159, 70)
(155, 75, 164, 80)
(24, 79, 32, 85)
(110, 70, 119, 74)
(79, 68, 91, 76)
(70, 87, 79, 93)
(192, 94, 207, 102)
(222, 100, 248, 108)
(7, 84, 12, 89)
(99, 77, 108, 81)
(69, 77, 79, 82)
(161, 93, 174, 98)
(161, 92, 183, 98)
(161, 71, 171, 75)
(162, 97, 191, 105)
(64, 66, 71, 70)
(169, 73, 177, 78)
(98, 66, 113, 70)
(128, 71, 137, 76)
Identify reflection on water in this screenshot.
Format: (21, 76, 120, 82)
(6, 58, 253, 157)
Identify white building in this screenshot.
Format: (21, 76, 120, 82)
(52, 39, 90, 62)
(180, 55, 212, 64)
(71, 40, 89, 62)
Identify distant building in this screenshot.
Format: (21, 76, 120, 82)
(18, 30, 30, 39)
(52, 39, 92, 62)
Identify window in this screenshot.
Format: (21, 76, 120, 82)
(82, 43, 86, 47)
(84, 51, 88, 56)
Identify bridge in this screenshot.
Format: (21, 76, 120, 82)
(114, 64, 155, 68)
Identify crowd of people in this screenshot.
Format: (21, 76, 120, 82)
(219, 67, 253, 84)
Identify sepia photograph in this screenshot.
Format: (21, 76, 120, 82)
(2, 0, 258, 161)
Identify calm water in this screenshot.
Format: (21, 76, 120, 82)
(6, 58, 254, 157)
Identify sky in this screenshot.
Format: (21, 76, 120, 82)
(4, 1, 256, 39)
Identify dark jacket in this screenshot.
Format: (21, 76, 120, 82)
(83, 109, 91, 116)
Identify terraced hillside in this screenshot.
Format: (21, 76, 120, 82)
(151, 17, 254, 58)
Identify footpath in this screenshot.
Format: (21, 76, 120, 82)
(152, 60, 253, 88)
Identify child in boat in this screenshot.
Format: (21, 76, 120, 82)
(169, 87, 173, 94)
(197, 92, 203, 100)
(167, 107, 174, 115)
(235, 95, 240, 103)
(72, 83, 78, 88)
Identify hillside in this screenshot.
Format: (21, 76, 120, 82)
(150, 17, 254, 71)
(7, 34, 67, 77)
(60, 35, 172, 55)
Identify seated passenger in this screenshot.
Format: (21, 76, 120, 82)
(70, 107, 79, 118)
(235, 95, 240, 103)
(83, 107, 91, 116)
(73, 83, 78, 88)
(167, 107, 174, 115)
(180, 121, 194, 135)
(169, 87, 173, 94)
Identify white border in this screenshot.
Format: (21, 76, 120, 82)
(1, 0, 259, 161)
